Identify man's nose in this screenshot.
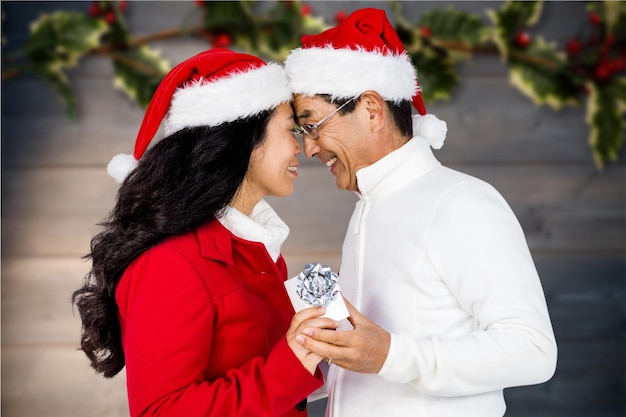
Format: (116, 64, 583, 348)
(303, 136, 320, 158)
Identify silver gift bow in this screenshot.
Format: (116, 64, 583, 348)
(295, 262, 340, 308)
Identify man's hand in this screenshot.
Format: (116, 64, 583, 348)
(296, 298, 390, 373)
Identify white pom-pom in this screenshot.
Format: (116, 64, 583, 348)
(412, 114, 447, 149)
(107, 154, 138, 184)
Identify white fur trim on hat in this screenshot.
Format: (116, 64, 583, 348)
(412, 114, 447, 149)
(164, 62, 291, 136)
(285, 46, 417, 102)
(107, 153, 139, 183)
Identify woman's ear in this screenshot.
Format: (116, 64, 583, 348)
(359, 91, 385, 132)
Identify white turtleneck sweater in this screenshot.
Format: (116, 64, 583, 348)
(325, 137, 557, 417)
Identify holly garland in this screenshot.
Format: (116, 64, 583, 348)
(15, 11, 108, 118)
(494, 1, 625, 167)
(1, 0, 327, 111)
(393, 0, 625, 167)
(2, 0, 624, 167)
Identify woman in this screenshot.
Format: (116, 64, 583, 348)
(72, 48, 337, 417)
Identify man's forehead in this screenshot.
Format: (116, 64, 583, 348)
(293, 95, 326, 121)
(293, 94, 325, 106)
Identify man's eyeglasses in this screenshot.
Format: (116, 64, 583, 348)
(294, 97, 357, 140)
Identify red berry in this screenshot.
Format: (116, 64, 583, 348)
(88, 3, 101, 17)
(609, 58, 625, 72)
(195, 0, 204, 6)
(589, 12, 601, 26)
(566, 40, 581, 55)
(104, 10, 116, 25)
(594, 63, 611, 81)
(119, 0, 128, 12)
(301, 4, 312, 17)
(420, 27, 432, 38)
(213, 33, 231, 48)
(515, 31, 531, 48)
(335, 11, 347, 24)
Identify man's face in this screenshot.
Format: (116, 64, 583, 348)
(293, 94, 373, 192)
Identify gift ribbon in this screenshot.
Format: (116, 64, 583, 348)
(295, 262, 340, 308)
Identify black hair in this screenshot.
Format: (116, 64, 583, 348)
(319, 94, 413, 137)
(71, 110, 272, 378)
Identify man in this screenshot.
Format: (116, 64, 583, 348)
(286, 8, 557, 417)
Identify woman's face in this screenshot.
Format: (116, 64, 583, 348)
(235, 102, 301, 213)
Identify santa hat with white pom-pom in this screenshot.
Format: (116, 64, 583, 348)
(285, 8, 446, 149)
(107, 48, 291, 183)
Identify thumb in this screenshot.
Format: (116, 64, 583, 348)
(342, 297, 363, 328)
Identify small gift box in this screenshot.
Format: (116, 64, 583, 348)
(284, 262, 350, 321)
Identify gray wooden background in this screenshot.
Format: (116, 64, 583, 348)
(2, 2, 624, 416)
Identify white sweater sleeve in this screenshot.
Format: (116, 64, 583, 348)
(378, 179, 557, 396)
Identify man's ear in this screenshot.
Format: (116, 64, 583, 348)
(359, 91, 385, 132)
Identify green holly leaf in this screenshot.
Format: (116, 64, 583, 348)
(602, 1, 626, 43)
(257, 5, 301, 52)
(22, 11, 107, 116)
(200, 0, 253, 25)
(201, 1, 256, 45)
(418, 6, 486, 46)
(200, 1, 328, 62)
(100, 9, 130, 46)
(112, 46, 170, 108)
(240, 3, 313, 61)
(588, 1, 626, 34)
(508, 37, 579, 109)
(488, 0, 543, 56)
(300, 13, 330, 37)
(26, 11, 107, 68)
(27, 64, 76, 118)
(393, 5, 469, 102)
(586, 78, 626, 168)
(410, 51, 458, 102)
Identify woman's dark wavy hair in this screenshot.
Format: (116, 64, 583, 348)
(71, 110, 272, 378)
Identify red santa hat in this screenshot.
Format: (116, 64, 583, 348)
(285, 8, 446, 149)
(107, 48, 291, 183)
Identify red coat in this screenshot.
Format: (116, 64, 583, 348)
(116, 218, 323, 417)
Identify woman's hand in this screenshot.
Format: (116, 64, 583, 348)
(286, 307, 340, 374)
(296, 299, 390, 374)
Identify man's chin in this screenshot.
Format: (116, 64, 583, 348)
(333, 177, 356, 192)
(331, 175, 345, 190)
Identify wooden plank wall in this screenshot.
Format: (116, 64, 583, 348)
(2, 2, 624, 417)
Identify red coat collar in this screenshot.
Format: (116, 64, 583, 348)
(194, 218, 236, 266)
